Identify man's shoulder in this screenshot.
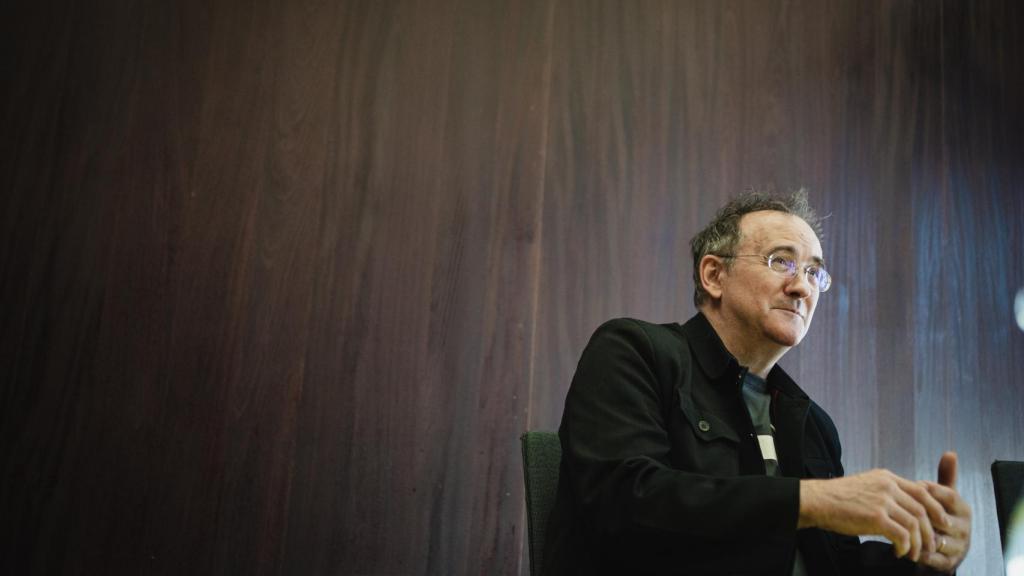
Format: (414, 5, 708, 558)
(577, 317, 701, 374)
(589, 317, 688, 349)
(593, 316, 682, 334)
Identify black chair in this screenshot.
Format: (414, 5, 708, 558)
(992, 460, 1024, 554)
(520, 431, 562, 576)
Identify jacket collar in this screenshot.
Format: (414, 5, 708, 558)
(678, 313, 812, 478)
(676, 312, 809, 401)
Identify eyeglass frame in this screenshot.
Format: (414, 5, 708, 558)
(721, 252, 832, 293)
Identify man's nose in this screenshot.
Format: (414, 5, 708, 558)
(785, 269, 814, 299)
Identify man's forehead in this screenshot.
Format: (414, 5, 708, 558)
(738, 211, 822, 256)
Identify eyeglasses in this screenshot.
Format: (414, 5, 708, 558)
(726, 252, 832, 293)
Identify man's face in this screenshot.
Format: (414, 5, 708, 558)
(717, 210, 823, 349)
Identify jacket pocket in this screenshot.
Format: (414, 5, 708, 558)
(677, 387, 741, 444)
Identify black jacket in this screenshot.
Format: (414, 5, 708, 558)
(543, 314, 913, 575)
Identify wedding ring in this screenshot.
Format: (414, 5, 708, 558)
(938, 536, 947, 554)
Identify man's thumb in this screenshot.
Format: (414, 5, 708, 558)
(938, 451, 958, 487)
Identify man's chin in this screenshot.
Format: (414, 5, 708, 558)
(765, 324, 806, 348)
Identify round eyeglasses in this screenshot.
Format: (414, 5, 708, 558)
(727, 252, 832, 292)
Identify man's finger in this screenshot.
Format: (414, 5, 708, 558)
(918, 549, 955, 573)
(923, 481, 972, 519)
(923, 533, 967, 573)
(938, 451, 958, 488)
(892, 486, 936, 554)
(888, 504, 923, 560)
(881, 517, 912, 558)
(895, 476, 949, 533)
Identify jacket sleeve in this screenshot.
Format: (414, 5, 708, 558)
(558, 318, 801, 571)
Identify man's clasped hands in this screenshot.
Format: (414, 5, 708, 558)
(799, 452, 972, 573)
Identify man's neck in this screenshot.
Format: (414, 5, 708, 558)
(699, 308, 788, 379)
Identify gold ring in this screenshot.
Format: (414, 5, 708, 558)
(938, 536, 947, 554)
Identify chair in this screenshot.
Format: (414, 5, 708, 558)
(992, 460, 1024, 552)
(520, 431, 562, 576)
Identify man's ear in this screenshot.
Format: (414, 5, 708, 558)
(699, 254, 726, 300)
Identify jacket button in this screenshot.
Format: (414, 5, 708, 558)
(698, 419, 711, 432)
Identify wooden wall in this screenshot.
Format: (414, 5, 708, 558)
(2, 0, 1022, 574)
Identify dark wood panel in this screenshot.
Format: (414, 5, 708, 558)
(1, 1, 1022, 575)
(274, 1, 555, 573)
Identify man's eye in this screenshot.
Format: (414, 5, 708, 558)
(768, 256, 795, 273)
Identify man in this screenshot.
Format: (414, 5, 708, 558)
(543, 191, 972, 575)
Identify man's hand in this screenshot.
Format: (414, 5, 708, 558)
(799, 468, 951, 562)
(914, 452, 972, 574)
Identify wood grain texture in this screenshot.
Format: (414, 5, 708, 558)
(1, 1, 1022, 574)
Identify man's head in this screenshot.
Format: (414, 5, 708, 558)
(690, 189, 823, 308)
(690, 190, 827, 360)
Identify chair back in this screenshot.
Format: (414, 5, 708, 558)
(992, 460, 1024, 552)
(520, 431, 562, 576)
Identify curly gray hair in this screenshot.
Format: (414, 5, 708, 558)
(690, 188, 823, 308)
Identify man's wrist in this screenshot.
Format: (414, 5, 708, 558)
(798, 479, 821, 529)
